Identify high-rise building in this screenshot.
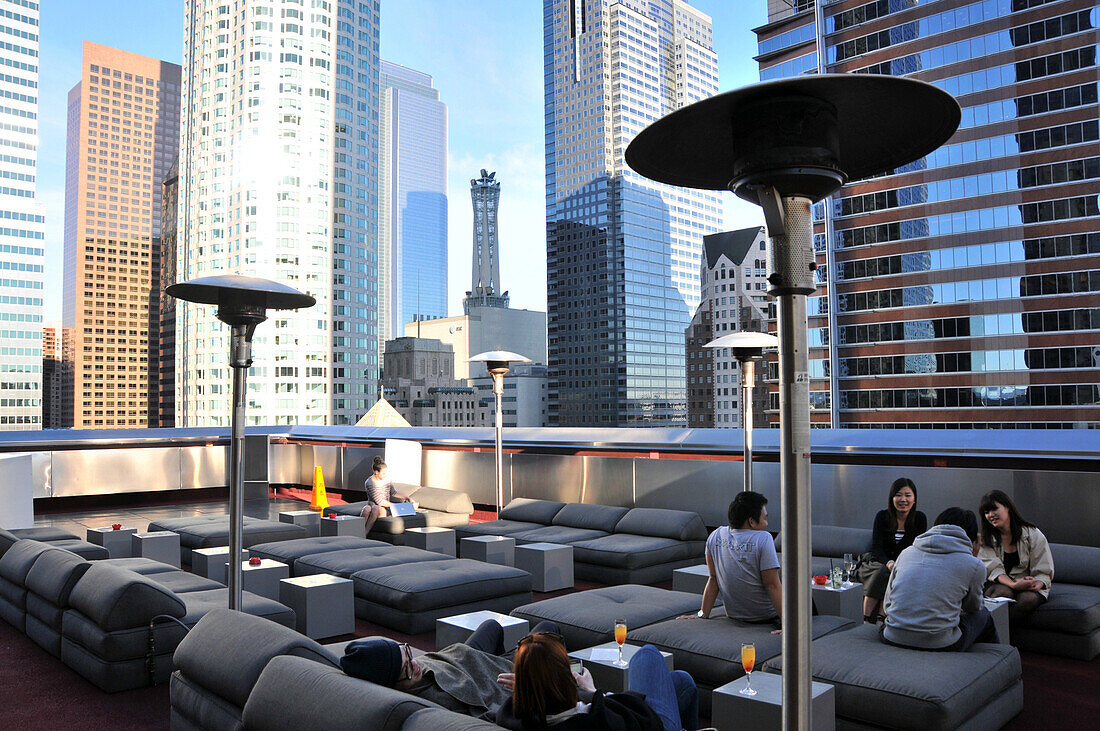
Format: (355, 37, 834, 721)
(544, 0, 723, 426)
(0, 0, 43, 431)
(178, 0, 381, 427)
(153, 159, 179, 428)
(379, 60, 447, 347)
(42, 323, 62, 429)
(466, 169, 507, 310)
(686, 228, 770, 428)
(756, 0, 1100, 429)
(61, 42, 180, 429)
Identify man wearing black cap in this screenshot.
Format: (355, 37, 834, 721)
(341, 619, 560, 720)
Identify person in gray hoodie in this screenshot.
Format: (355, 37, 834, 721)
(880, 507, 999, 651)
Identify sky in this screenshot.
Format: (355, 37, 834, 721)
(38, 0, 768, 322)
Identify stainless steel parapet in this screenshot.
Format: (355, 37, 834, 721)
(6, 427, 1099, 548)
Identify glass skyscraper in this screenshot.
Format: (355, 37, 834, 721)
(178, 0, 380, 427)
(544, 0, 723, 426)
(757, 0, 1099, 428)
(379, 60, 447, 347)
(0, 0, 43, 430)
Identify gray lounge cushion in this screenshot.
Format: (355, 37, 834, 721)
(407, 485, 474, 515)
(175, 608, 339, 712)
(248, 536, 387, 572)
(10, 526, 79, 542)
(1024, 583, 1100, 635)
(354, 559, 532, 613)
(761, 624, 1022, 730)
(148, 571, 225, 595)
(569, 534, 696, 569)
(0, 526, 19, 557)
(510, 585, 702, 650)
(508, 525, 609, 545)
(67, 563, 186, 630)
(403, 707, 502, 730)
(453, 520, 544, 539)
(104, 557, 183, 576)
(324, 503, 428, 534)
(551, 503, 629, 532)
(810, 525, 873, 558)
(297, 545, 452, 577)
(243, 655, 436, 731)
(498, 498, 566, 524)
(46, 539, 110, 561)
(147, 516, 308, 550)
(1049, 543, 1100, 586)
(615, 508, 708, 542)
(0, 539, 60, 585)
(24, 547, 90, 606)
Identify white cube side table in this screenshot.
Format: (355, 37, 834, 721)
(86, 526, 137, 559)
(280, 510, 321, 538)
(131, 531, 181, 567)
(811, 581, 864, 623)
(568, 642, 673, 693)
(515, 542, 573, 592)
(436, 610, 529, 652)
(672, 564, 709, 594)
(460, 535, 516, 566)
(712, 672, 835, 731)
(192, 547, 249, 583)
(405, 527, 456, 556)
(229, 559, 290, 600)
(983, 598, 1011, 645)
(280, 574, 355, 639)
(320, 515, 366, 537)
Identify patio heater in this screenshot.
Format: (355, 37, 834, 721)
(468, 351, 531, 515)
(704, 331, 778, 494)
(166, 275, 315, 611)
(625, 75, 959, 729)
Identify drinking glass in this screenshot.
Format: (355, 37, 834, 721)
(614, 619, 628, 666)
(843, 553, 855, 587)
(740, 642, 757, 696)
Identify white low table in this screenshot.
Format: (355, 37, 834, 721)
(280, 510, 321, 538)
(280, 574, 354, 639)
(568, 642, 673, 693)
(406, 527, 456, 556)
(229, 559, 290, 600)
(515, 542, 573, 592)
(984, 597, 1010, 645)
(86, 526, 137, 558)
(811, 580, 863, 623)
(712, 672, 835, 731)
(436, 610, 529, 652)
(460, 535, 515, 566)
(320, 514, 365, 537)
(672, 564, 709, 594)
(131, 531, 181, 567)
(192, 547, 248, 583)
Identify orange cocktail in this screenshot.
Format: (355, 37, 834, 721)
(614, 619, 627, 666)
(740, 642, 757, 696)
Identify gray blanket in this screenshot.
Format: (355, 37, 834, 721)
(406, 643, 513, 718)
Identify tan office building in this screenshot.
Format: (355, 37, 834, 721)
(62, 42, 180, 428)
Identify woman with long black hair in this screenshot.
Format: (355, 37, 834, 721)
(978, 489, 1053, 623)
(857, 477, 927, 623)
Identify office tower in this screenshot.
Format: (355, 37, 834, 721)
(379, 60, 447, 348)
(0, 0, 43, 431)
(544, 0, 723, 426)
(380, 337, 489, 427)
(179, 0, 380, 427)
(756, 0, 1100, 429)
(61, 42, 179, 429)
(466, 169, 506, 309)
(42, 323, 62, 428)
(686, 228, 770, 427)
(153, 159, 179, 427)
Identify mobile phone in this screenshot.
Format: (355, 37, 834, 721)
(569, 659, 583, 674)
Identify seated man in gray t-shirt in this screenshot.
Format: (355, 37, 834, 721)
(685, 491, 782, 625)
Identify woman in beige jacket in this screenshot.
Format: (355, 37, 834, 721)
(978, 489, 1054, 623)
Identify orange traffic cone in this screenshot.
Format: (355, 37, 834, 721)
(309, 465, 330, 512)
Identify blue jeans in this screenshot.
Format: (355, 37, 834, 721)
(628, 644, 698, 731)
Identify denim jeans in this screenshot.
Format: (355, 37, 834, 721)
(628, 644, 698, 731)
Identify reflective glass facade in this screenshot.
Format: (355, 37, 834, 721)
(756, 0, 1100, 428)
(544, 0, 722, 426)
(0, 0, 41, 430)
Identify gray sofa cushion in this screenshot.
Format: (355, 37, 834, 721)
(147, 516, 308, 550)
(0, 526, 19, 557)
(407, 485, 474, 515)
(175, 608, 339, 711)
(104, 557, 182, 576)
(811, 525, 873, 558)
(67, 563, 186, 630)
(761, 624, 1022, 730)
(403, 708, 503, 730)
(148, 571, 225, 595)
(0, 539, 60, 585)
(453, 520, 544, 539)
(498, 498, 565, 524)
(11, 526, 79, 542)
(551, 503, 629, 532)
(46, 539, 109, 561)
(297, 545, 451, 577)
(354, 558, 532, 613)
(1050, 543, 1100, 587)
(510, 585, 702, 650)
(1024, 583, 1100, 635)
(615, 508, 708, 542)
(24, 547, 90, 606)
(508, 525, 609, 545)
(325, 503, 428, 534)
(243, 655, 437, 731)
(248, 536, 386, 572)
(570, 534, 696, 569)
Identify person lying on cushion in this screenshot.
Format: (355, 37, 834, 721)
(340, 618, 559, 721)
